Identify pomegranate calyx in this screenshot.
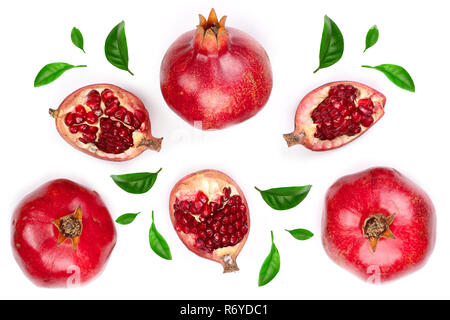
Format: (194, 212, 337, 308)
(223, 254, 239, 273)
(49, 108, 59, 118)
(138, 137, 163, 152)
(198, 8, 227, 35)
(362, 213, 396, 253)
(195, 9, 228, 54)
(283, 132, 305, 147)
(52, 206, 83, 251)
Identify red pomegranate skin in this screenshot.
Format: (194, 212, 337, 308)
(11, 179, 117, 287)
(160, 9, 273, 130)
(322, 167, 436, 283)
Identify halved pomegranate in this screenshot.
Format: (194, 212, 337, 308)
(50, 84, 162, 161)
(284, 81, 386, 151)
(169, 170, 250, 272)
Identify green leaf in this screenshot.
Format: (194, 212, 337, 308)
(286, 228, 314, 240)
(115, 212, 141, 225)
(314, 15, 344, 73)
(258, 231, 280, 287)
(105, 21, 134, 75)
(34, 63, 86, 87)
(71, 27, 85, 53)
(362, 64, 415, 92)
(111, 168, 162, 194)
(255, 185, 312, 210)
(149, 211, 172, 260)
(364, 25, 379, 53)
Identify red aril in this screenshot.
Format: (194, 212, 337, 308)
(322, 167, 436, 283)
(50, 84, 162, 161)
(284, 81, 386, 151)
(169, 170, 250, 272)
(160, 9, 273, 130)
(11, 179, 117, 287)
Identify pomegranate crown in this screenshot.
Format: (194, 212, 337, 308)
(195, 9, 228, 53)
(198, 8, 227, 35)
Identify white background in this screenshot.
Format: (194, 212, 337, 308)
(0, 0, 449, 299)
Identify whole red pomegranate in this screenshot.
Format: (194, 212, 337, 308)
(169, 170, 250, 272)
(160, 9, 273, 130)
(50, 84, 162, 161)
(284, 81, 386, 151)
(322, 167, 436, 283)
(11, 179, 117, 287)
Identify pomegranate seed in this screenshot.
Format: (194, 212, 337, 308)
(209, 202, 219, 213)
(86, 99, 100, 109)
(134, 110, 146, 123)
(69, 126, 78, 134)
(223, 187, 231, 200)
(180, 200, 190, 211)
(362, 116, 374, 127)
(201, 205, 211, 218)
(101, 89, 114, 102)
(105, 97, 119, 109)
(78, 124, 88, 133)
(65, 113, 75, 126)
(86, 112, 97, 124)
(118, 128, 128, 137)
(94, 109, 103, 117)
(196, 191, 208, 204)
(74, 115, 84, 124)
(75, 105, 86, 116)
(212, 221, 221, 232)
(222, 235, 230, 246)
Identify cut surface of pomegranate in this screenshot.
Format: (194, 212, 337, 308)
(169, 169, 250, 272)
(160, 9, 273, 130)
(50, 84, 162, 161)
(284, 81, 386, 151)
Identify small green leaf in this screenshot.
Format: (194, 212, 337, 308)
(314, 15, 344, 73)
(111, 168, 162, 194)
(115, 212, 141, 225)
(255, 185, 312, 211)
(364, 25, 379, 53)
(71, 27, 85, 53)
(34, 63, 87, 87)
(105, 21, 134, 75)
(149, 211, 172, 260)
(286, 228, 314, 240)
(362, 64, 415, 92)
(258, 231, 280, 287)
